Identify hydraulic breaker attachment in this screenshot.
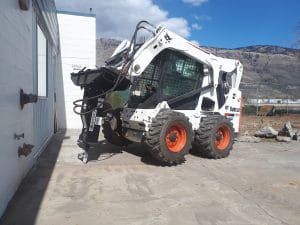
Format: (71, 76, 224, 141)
(71, 67, 131, 152)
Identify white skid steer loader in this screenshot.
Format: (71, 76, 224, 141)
(71, 21, 243, 165)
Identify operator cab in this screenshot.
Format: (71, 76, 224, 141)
(128, 49, 210, 110)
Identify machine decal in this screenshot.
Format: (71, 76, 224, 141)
(230, 107, 240, 112)
(89, 109, 97, 132)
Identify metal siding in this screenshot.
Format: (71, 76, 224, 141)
(33, 31, 55, 157)
(34, 0, 60, 53)
(32, 0, 59, 155)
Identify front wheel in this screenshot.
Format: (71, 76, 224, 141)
(145, 110, 193, 165)
(194, 115, 234, 159)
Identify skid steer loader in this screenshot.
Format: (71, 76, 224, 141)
(71, 21, 243, 165)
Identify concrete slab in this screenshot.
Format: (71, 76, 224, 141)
(1, 129, 300, 225)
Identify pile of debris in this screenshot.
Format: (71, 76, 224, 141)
(254, 121, 300, 142)
(238, 121, 300, 143)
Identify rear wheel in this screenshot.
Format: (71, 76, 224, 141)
(146, 110, 193, 165)
(194, 115, 234, 159)
(102, 109, 132, 146)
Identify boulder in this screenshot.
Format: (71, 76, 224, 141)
(255, 126, 278, 138)
(276, 136, 291, 142)
(278, 121, 296, 138)
(292, 130, 300, 141)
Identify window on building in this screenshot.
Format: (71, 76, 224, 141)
(37, 24, 47, 97)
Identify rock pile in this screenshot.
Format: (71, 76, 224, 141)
(253, 121, 300, 142)
(254, 127, 278, 138)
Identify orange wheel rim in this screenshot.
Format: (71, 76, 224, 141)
(165, 124, 187, 153)
(215, 126, 231, 151)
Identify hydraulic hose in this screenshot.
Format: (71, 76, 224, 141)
(72, 73, 126, 115)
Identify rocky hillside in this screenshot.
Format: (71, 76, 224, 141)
(96, 38, 300, 99)
(96, 38, 121, 66)
(207, 46, 300, 99)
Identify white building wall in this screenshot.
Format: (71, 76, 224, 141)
(0, 1, 34, 217)
(57, 12, 96, 129)
(0, 0, 61, 218)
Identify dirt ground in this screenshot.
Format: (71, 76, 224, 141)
(241, 114, 300, 135)
(1, 129, 300, 225)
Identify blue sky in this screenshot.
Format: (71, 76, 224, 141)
(154, 0, 300, 48)
(56, 0, 300, 49)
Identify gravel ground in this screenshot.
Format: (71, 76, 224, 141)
(1, 129, 300, 225)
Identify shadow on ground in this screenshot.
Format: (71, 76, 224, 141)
(87, 141, 162, 166)
(0, 130, 66, 225)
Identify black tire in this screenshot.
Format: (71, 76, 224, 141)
(194, 115, 234, 159)
(145, 110, 193, 165)
(102, 109, 132, 146)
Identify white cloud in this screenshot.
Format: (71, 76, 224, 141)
(190, 40, 200, 46)
(182, 0, 208, 6)
(160, 18, 191, 38)
(55, 0, 191, 39)
(194, 15, 212, 21)
(191, 23, 202, 30)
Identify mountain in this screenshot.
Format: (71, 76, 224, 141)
(236, 45, 299, 56)
(96, 38, 121, 66)
(205, 46, 300, 99)
(96, 38, 300, 99)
